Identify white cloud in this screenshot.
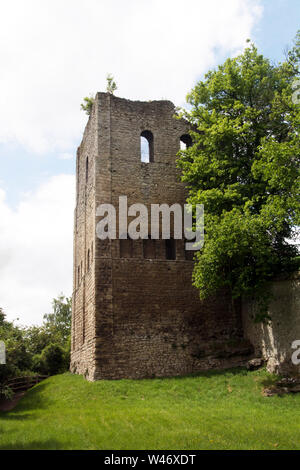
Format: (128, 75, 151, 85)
(59, 153, 74, 160)
(0, 0, 263, 154)
(0, 175, 75, 325)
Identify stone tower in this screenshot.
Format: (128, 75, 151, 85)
(71, 93, 251, 381)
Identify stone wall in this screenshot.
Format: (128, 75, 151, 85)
(242, 273, 300, 376)
(71, 96, 99, 378)
(71, 93, 253, 381)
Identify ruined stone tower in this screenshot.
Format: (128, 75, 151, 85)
(71, 93, 251, 381)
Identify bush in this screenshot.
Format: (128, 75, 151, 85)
(31, 353, 44, 374)
(0, 384, 13, 400)
(0, 363, 21, 385)
(40, 343, 66, 376)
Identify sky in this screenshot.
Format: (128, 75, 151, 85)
(0, 0, 299, 325)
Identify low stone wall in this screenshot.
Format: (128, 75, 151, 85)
(242, 273, 300, 376)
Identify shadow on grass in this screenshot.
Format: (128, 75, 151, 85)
(167, 366, 250, 381)
(0, 412, 33, 421)
(0, 439, 63, 450)
(1, 381, 54, 417)
(260, 375, 279, 388)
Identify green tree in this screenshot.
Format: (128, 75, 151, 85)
(0, 310, 32, 384)
(106, 74, 117, 94)
(43, 294, 72, 344)
(177, 37, 300, 320)
(23, 324, 55, 357)
(39, 343, 67, 376)
(80, 95, 95, 115)
(0, 308, 5, 325)
(0, 295, 72, 384)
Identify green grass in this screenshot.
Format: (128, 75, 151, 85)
(0, 368, 300, 450)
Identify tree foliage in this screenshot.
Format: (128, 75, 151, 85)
(80, 95, 95, 115)
(177, 35, 300, 320)
(39, 343, 68, 376)
(0, 295, 72, 388)
(285, 30, 300, 75)
(0, 310, 32, 395)
(81, 74, 117, 115)
(43, 294, 72, 343)
(106, 73, 117, 94)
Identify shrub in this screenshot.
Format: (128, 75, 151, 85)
(40, 343, 66, 376)
(0, 384, 13, 400)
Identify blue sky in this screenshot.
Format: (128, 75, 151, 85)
(255, 0, 299, 62)
(0, 144, 75, 208)
(0, 0, 298, 324)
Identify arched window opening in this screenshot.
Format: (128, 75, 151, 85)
(87, 249, 90, 270)
(85, 157, 89, 184)
(140, 130, 154, 163)
(180, 134, 192, 150)
(165, 238, 176, 260)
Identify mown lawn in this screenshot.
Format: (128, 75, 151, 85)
(0, 368, 299, 450)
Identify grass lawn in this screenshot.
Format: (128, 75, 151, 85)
(0, 368, 300, 450)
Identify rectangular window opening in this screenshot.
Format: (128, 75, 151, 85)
(165, 239, 176, 260)
(143, 238, 156, 259)
(120, 238, 133, 258)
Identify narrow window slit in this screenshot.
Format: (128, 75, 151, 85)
(143, 238, 156, 259)
(140, 130, 154, 163)
(165, 238, 176, 260)
(120, 238, 133, 258)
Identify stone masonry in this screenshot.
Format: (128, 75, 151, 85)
(70, 93, 253, 381)
(243, 273, 300, 377)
